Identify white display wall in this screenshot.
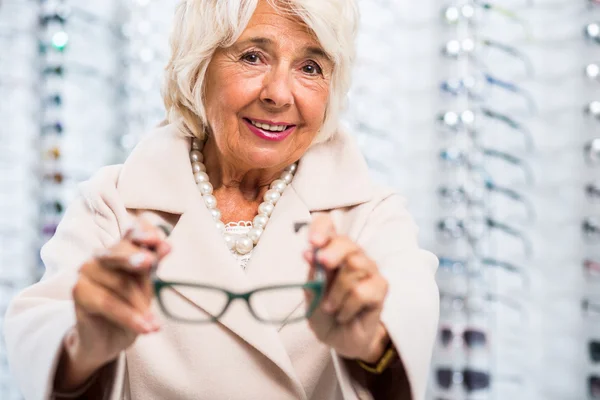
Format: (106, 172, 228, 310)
(0, 1, 598, 399)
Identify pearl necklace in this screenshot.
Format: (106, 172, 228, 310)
(190, 137, 298, 255)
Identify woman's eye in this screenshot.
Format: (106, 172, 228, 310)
(242, 52, 261, 64)
(302, 62, 323, 76)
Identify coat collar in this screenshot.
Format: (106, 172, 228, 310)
(117, 123, 374, 214)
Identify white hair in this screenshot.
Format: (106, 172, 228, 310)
(162, 0, 359, 144)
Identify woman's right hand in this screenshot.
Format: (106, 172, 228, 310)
(54, 216, 172, 392)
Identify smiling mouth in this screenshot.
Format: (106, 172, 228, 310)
(243, 118, 294, 132)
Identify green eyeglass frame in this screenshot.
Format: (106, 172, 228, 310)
(151, 222, 326, 324)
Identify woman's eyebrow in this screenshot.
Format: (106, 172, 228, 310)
(235, 37, 329, 60)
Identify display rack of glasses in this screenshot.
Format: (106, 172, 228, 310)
(119, 0, 173, 160)
(429, 1, 536, 398)
(37, 0, 127, 277)
(0, 1, 42, 398)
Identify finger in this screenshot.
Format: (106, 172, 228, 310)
(83, 262, 152, 314)
(126, 217, 170, 252)
(96, 242, 158, 273)
(335, 279, 386, 324)
(316, 235, 362, 270)
(74, 275, 159, 334)
(322, 265, 369, 314)
(308, 214, 337, 247)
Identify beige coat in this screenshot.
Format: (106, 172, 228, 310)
(4, 124, 439, 400)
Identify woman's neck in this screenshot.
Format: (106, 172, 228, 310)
(202, 136, 282, 201)
(201, 136, 283, 223)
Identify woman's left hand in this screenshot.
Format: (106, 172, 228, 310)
(303, 214, 390, 363)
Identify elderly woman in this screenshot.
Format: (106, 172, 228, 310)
(4, 0, 439, 399)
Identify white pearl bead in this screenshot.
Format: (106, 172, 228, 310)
(203, 194, 217, 209)
(270, 179, 287, 193)
(258, 202, 274, 217)
(209, 208, 221, 221)
(263, 189, 281, 204)
(192, 162, 206, 173)
(253, 214, 269, 229)
(215, 221, 226, 233)
(194, 171, 209, 184)
(223, 233, 236, 249)
(190, 150, 203, 163)
(280, 171, 293, 184)
(197, 181, 213, 195)
(247, 227, 263, 244)
(285, 163, 297, 173)
(192, 139, 204, 150)
(235, 236, 254, 254)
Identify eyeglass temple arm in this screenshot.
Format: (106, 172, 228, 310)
(482, 147, 534, 184)
(486, 217, 532, 256)
(480, 107, 534, 152)
(485, 180, 536, 222)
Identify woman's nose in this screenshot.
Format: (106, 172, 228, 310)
(260, 68, 294, 109)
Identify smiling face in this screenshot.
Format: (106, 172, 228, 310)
(203, 0, 333, 172)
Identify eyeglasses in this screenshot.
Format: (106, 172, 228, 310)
(439, 326, 487, 349)
(590, 375, 600, 398)
(437, 109, 533, 152)
(438, 180, 535, 222)
(442, 38, 534, 77)
(153, 222, 327, 324)
(441, 1, 524, 26)
(589, 341, 600, 362)
(438, 216, 531, 256)
(439, 256, 524, 276)
(586, 182, 600, 200)
(436, 368, 490, 392)
(585, 258, 600, 278)
(582, 217, 600, 239)
(440, 73, 536, 116)
(584, 138, 600, 165)
(440, 146, 533, 185)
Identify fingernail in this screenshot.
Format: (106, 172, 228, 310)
(311, 233, 324, 244)
(134, 315, 153, 332)
(145, 313, 161, 330)
(131, 228, 150, 241)
(129, 253, 147, 268)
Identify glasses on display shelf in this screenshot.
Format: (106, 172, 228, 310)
(39, 7, 122, 37)
(41, 122, 63, 135)
(590, 375, 600, 399)
(584, 258, 600, 277)
(439, 256, 525, 276)
(584, 138, 600, 165)
(41, 199, 64, 216)
(437, 216, 532, 256)
(585, 23, 600, 45)
(586, 101, 600, 121)
(439, 146, 534, 185)
(437, 109, 533, 152)
(438, 179, 535, 222)
(441, 38, 534, 78)
(589, 341, 600, 362)
(586, 64, 600, 82)
(582, 217, 600, 239)
(42, 63, 119, 87)
(441, 1, 525, 26)
(438, 325, 488, 349)
(440, 73, 536, 116)
(435, 368, 492, 392)
(586, 182, 600, 200)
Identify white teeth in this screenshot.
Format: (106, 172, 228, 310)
(249, 119, 288, 132)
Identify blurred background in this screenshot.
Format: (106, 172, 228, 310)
(0, 0, 599, 399)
